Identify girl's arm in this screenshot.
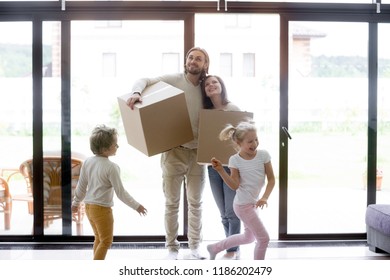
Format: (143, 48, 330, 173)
(211, 157, 240, 190)
(256, 161, 275, 208)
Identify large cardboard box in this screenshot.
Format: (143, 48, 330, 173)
(117, 81, 194, 157)
(197, 109, 254, 165)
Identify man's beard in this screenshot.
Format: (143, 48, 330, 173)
(186, 65, 203, 75)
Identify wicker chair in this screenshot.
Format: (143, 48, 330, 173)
(0, 176, 12, 230)
(17, 157, 85, 235)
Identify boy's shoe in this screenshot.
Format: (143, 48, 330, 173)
(166, 250, 178, 260)
(184, 249, 206, 260)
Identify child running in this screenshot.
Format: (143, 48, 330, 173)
(207, 120, 275, 260)
(72, 124, 147, 260)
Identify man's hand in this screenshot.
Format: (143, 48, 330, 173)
(126, 92, 142, 109)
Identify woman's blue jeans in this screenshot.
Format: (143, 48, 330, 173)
(207, 165, 241, 253)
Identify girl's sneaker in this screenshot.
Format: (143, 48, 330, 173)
(221, 251, 240, 260)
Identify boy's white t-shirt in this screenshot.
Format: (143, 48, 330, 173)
(228, 150, 271, 205)
(72, 156, 140, 210)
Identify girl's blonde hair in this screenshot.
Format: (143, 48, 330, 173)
(219, 120, 257, 149)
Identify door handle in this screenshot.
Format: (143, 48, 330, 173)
(282, 126, 292, 140)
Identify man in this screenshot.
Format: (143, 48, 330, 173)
(127, 47, 210, 260)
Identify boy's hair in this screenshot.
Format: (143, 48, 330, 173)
(90, 124, 118, 155)
(219, 119, 257, 146)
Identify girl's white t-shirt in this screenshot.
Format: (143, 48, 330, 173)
(228, 150, 271, 205)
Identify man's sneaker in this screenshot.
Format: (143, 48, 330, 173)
(166, 250, 178, 260)
(184, 249, 206, 260)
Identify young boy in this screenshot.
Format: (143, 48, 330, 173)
(72, 124, 147, 260)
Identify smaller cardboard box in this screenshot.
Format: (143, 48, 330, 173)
(118, 81, 194, 157)
(197, 109, 254, 165)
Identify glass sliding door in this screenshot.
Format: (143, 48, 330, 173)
(195, 14, 280, 240)
(70, 20, 184, 236)
(41, 21, 65, 235)
(287, 21, 369, 234)
(377, 23, 390, 203)
(0, 22, 33, 235)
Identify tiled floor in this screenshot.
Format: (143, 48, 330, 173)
(1, 240, 389, 260)
(1, 241, 389, 280)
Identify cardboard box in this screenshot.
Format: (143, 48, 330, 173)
(197, 109, 254, 165)
(117, 81, 194, 156)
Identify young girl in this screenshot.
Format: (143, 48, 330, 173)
(72, 124, 147, 260)
(207, 120, 275, 260)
